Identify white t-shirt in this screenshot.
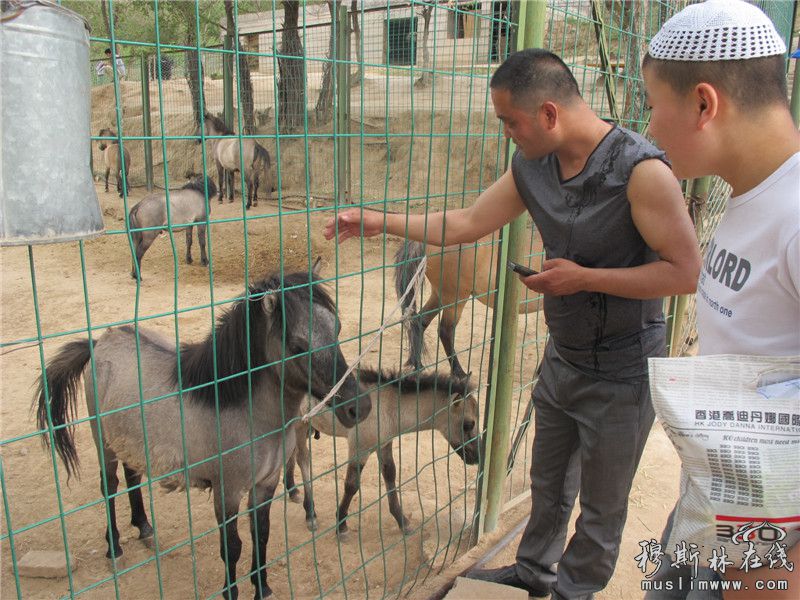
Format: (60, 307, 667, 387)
(696, 152, 800, 356)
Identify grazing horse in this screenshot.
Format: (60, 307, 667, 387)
(34, 268, 371, 600)
(200, 114, 272, 210)
(128, 175, 217, 280)
(284, 368, 480, 536)
(98, 128, 131, 197)
(395, 236, 544, 379)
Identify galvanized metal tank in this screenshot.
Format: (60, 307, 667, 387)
(0, 0, 104, 246)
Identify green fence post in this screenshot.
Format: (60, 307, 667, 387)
(480, 0, 547, 536)
(140, 55, 153, 191)
(335, 2, 351, 204)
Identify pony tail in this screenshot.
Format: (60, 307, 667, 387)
(394, 241, 425, 319)
(34, 340, 94, 480)
(253, 144, 271, 174)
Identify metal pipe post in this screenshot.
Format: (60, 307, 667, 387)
(481, 0, 547, 535)
(140, 55, 153, 191)
(335, 3, 351, 205)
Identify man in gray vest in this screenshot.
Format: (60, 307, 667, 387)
(324, 48, 701, 599)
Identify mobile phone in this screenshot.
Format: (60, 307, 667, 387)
(507, 260, 538, 277)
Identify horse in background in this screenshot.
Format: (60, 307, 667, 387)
(98, 128, 131, 198)
(34, 267, 371, 600)
(395, 235, 544, 380)
(285, 368, 480, 536)
(127, 174, 216, 280)
(200, 114, 272, 210)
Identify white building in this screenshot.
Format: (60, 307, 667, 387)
(232, 1, 510, 75)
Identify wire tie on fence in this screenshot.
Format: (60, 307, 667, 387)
(302, 253, 427, 423)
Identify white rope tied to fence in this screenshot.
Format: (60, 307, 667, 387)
(302, 253, 428, 423)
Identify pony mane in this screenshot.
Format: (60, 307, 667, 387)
(182, 176, 218, 199)
(177, 271, 336, 408)
(203, 113, 234, 135)
(356, 367, 473, 399)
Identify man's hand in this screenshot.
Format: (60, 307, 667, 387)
(520, 258, 589, 296)
(323, 208, 385, 243)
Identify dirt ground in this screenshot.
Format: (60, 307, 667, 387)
(0, 179, 682, 600)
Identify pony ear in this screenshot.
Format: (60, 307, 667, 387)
(311, 256, 323, 277)
(449, 392, 463, 406)
(260, 289, 279, 316)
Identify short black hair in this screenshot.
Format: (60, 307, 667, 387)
(490, 48, 581, 108)
(642, 53, 788, 110)
(104, 48, 112, 55)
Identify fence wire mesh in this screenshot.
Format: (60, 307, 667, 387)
(1, 1, 797, 599)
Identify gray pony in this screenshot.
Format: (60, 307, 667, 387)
(34, 268, 371, 600)
(127, 175, 216, 280)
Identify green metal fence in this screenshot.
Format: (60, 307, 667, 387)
(2, 1, 797, 599)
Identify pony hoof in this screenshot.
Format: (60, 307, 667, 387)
(222, 585, 239, 600)
(254, 586, 273, 600)
(288, 490, 302, 504)
(402, 521, 413, 536)
(138, 523, 154, 539)
(336, 528, 350, 542)
(201, 259, 208, 267)
(186, 257, 193, 265)
(140, 536, 156, 550)
(138, 529, 155, 549)
(306, 518, 318, 532)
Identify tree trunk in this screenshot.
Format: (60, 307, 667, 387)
(185, 27, 205, 129)
(350, 0, 362, 86)
(100, 0, 111, 39)
(278, 1, 305, 132)
(314, 1, 337, 124)
(224, 0, 255, 134)
(414, 6, 433, 88)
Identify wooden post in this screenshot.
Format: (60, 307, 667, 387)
(223, 35, 234, 131)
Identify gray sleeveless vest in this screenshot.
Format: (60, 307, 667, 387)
(511, 125, 668, 381)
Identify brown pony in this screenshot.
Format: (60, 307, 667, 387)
(98, 128, 131, 197)
(394, 234, 544, 379)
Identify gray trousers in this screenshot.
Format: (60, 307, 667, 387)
(515, 342, 656, 600)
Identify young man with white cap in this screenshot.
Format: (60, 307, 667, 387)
(642, 0, 799, 598)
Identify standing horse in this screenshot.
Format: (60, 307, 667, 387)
(98, 128, 131, 198)
(128, 175, 217, 280)
(34, 269, 371, 600)
(200, 114, 272, 210)
(284, 368, 480, 536)
(395, 236, 544, 380)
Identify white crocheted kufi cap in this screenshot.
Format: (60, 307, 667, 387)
(649, 0, 786, 61)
